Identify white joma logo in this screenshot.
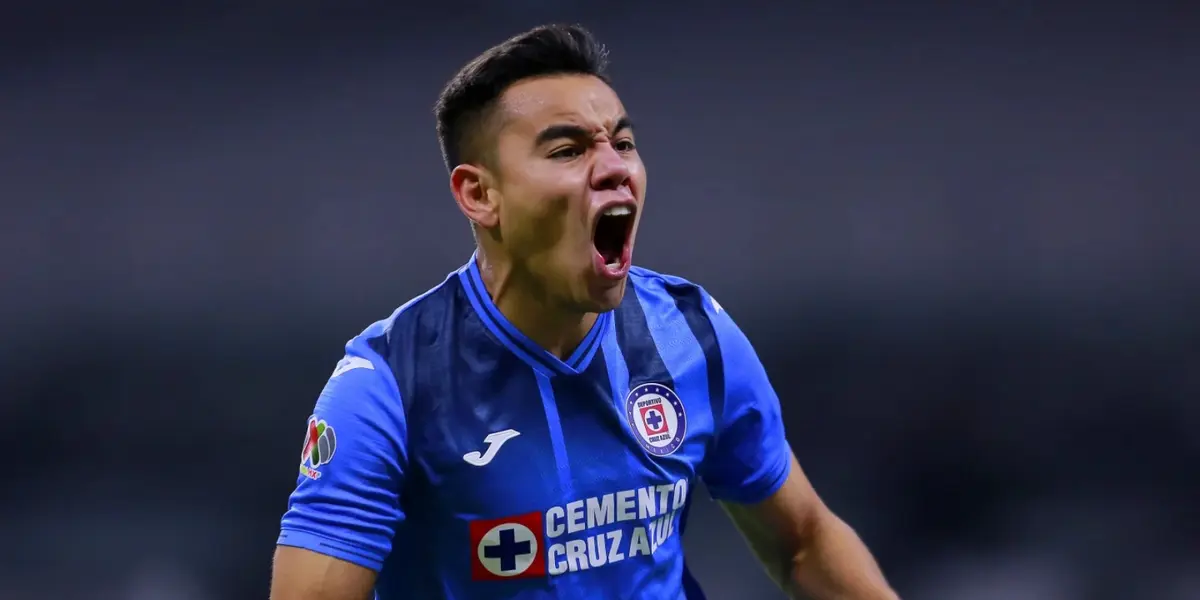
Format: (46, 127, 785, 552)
(462, 429, 521, 466)
(331, 356, 374, 378)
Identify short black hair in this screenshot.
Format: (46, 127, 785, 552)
(434, 24, 610, 172)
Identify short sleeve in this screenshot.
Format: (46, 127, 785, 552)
(277, 344, 408, 572)
(699, 293, 792, 504)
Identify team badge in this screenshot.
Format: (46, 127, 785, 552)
(625, 383, 687, 456)
(299, 416, 337, 480)
(469, 511, 546, 580)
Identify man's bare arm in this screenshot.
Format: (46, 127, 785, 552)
(722, 452, 898, 600)
(270, 546, 377, 600)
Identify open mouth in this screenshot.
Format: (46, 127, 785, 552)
(592, 204, 635, 271)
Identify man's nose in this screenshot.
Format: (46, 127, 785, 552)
(590, 142, 631, 191)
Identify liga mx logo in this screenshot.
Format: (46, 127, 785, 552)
(625, 383, 687, 457)
(299, 416, 337, 480)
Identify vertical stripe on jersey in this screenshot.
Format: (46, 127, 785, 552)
(627, 282, 716, 463)
(662, 282, 725, 446)
(535, 371, 574, 499)
(614, 285, 673, 388)
(629, 278, 729, 600)
(616, 282, 713, 599)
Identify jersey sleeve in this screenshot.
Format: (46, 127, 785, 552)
(277, 343, 408, 572)
(699, 293, 793, 504)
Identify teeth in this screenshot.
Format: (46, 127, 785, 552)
(603, 205, 632, 217)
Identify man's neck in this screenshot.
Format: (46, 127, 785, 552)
(477, 253, 596, 360)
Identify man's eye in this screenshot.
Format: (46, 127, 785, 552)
(614, 139, 636, 152)
(549, 146, 583, 159)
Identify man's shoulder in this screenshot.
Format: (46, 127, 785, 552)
(628, 265, 701, 291)
(345, 267, 467, 359)
(627, 265, 719, 318)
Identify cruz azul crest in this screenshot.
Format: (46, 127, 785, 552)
(624, 383, 687, 457)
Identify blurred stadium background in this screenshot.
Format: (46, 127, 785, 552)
(1, 2, 1197, 599)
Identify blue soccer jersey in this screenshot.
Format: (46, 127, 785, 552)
(278, 256, 792, 599)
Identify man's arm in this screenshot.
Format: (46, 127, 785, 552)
(696, 289, 897, 599)
(270, 345, 409, 600)
(271, 546, 376, 600)
(721, 454, 897, 599)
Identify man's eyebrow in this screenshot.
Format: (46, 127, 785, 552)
(534, 124, 590, 147)
(533, 116, 635, 146)
(613, 116, 633, 135)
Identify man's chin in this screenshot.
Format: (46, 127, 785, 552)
(583, 277, 627, 313)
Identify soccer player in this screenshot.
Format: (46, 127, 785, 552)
(270, 24, 898, 600)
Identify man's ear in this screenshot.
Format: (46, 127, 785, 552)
(450, 164, 500, 229)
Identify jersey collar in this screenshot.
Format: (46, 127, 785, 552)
(458, 254, 610, 377)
